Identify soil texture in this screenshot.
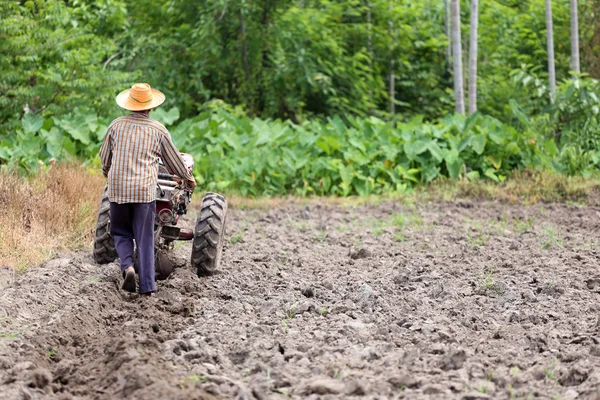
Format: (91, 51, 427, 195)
(1, 199, 600, 399)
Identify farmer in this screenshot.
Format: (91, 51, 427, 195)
(99, 83, 196, 295)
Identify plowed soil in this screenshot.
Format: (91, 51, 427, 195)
(2, 199, 600, 400)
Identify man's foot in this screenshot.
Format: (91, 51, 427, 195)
(121, 266, 136, 293)
(140, 292, 155, 297)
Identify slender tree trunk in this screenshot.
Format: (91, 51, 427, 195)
(468, 0, 479, 114)
(239, 8, 250, 83)
(389, 0, 395, 116)
(451, 0, 465, 115)
(444, 0, 452, 74)
(546, 0, 556, 102)
(367, 1, 374, 108)
(570, 0, 580, 73)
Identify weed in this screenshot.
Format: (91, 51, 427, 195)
(508, 383, 515, 400)
(336, 224, 348, 233)
(182, 375, 208, 384)
(333, 368, 343, 380)
(296, 221, 308, 232)
(513, 216, 535, 234)
(320, 307, 329, 317)
(229, 231, 244, 245)
(510, 366, 520, 377)
(179, 374, 208, 389)
(0, 332, 19, 339)
(545, 358, 557, 382)
(46, 347, 58, 360)
(394, 232, 405, 242)
(482, 268, 495, 290)
(281, 320, 290, 329)
(476, 382, 489, 394)
(393, 213, 406, 229)
(467, 230, 489, 249)
(286, 310, 296, 319)
(313, 230, 328, 242)
(541, 226, 563, 250)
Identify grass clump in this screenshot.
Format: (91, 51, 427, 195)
(0, 164, 105, 269)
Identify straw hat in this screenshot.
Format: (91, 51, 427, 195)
(116, 83, 165, 111)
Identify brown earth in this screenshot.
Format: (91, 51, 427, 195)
(1, 199, 600, 400)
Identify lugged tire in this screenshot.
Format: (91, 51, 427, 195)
(191, 192, 228, 276)
(93, 186, 118, 264)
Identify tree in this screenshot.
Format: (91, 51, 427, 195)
(389, 0, 396, 116)
(468, 0, 479, 114)
(451, 0, 465, 114)
(546, 0, 557, 102)
(570, 0, 580, 73)
(443, 0, 452, 74)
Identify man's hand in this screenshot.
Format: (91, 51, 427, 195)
(185, 178, 197, 190)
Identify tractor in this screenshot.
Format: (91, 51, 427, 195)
(92, 153, 227, 279)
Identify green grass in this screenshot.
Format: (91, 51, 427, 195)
(228, 230, 244, 245)
(541, 226, 563, 250)
(46, 347, 58, 360)
(467, 230, 489, 249)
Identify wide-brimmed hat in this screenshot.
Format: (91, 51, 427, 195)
(116, 83, 165, 111)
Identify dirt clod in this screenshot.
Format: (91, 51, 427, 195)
(27, 368, 51, 389)
(349, 248, 371, 260)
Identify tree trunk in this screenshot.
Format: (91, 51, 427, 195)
(367, 1, 373, 107)
(570, 0, 580, 73)
(239, 8, 250, 83)
(468, 0, 479, 114)
(451, 0, 465, 115)
(546, 0, 556, 102)
(444, 0, 452, 74)
(389, 0, 395, 116)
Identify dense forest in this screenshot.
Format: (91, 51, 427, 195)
(2, 0, 600, 195)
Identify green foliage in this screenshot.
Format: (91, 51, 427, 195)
(1, 105, 559, 196)
(0, 0, 583, 126)
(0, 0, 133, 130)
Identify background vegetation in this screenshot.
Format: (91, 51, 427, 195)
(2, 0, 600, 196)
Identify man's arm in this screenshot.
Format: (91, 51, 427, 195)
(99, 129, 113, 177)
(160, 132, 196, 187)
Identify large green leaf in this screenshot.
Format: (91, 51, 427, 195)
(57, 114, 91, 145)
(338, 164, 354, 185)
(423, 165, 441, 183)
(427, 141, 444, 163)
(446, 158, 463, 179)
(22, 113, 44, 134)
(471, 135, 486, 155)
(484, 168, 500, 182)
(544, 140, 558, 157)
(153, 107, 181, 126)
(506, 142, 521, 155)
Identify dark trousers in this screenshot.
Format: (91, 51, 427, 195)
(109, 201, 156, 293)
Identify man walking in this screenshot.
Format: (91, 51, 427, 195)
(100, 83, 196, 295)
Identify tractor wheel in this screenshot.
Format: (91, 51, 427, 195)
(191, 192, 228, 276)
(93, 186, 118, 264)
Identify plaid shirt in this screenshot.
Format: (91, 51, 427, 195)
(99, 112, 194, 204)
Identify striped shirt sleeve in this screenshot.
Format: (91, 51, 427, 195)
(160, 131, 195, 182)
(99, 128, 113, 177)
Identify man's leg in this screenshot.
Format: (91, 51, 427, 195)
(109, 202, 134, 274)
(132, 201, 156, 294)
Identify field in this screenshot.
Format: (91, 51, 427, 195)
(2, 195, 600, 400)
